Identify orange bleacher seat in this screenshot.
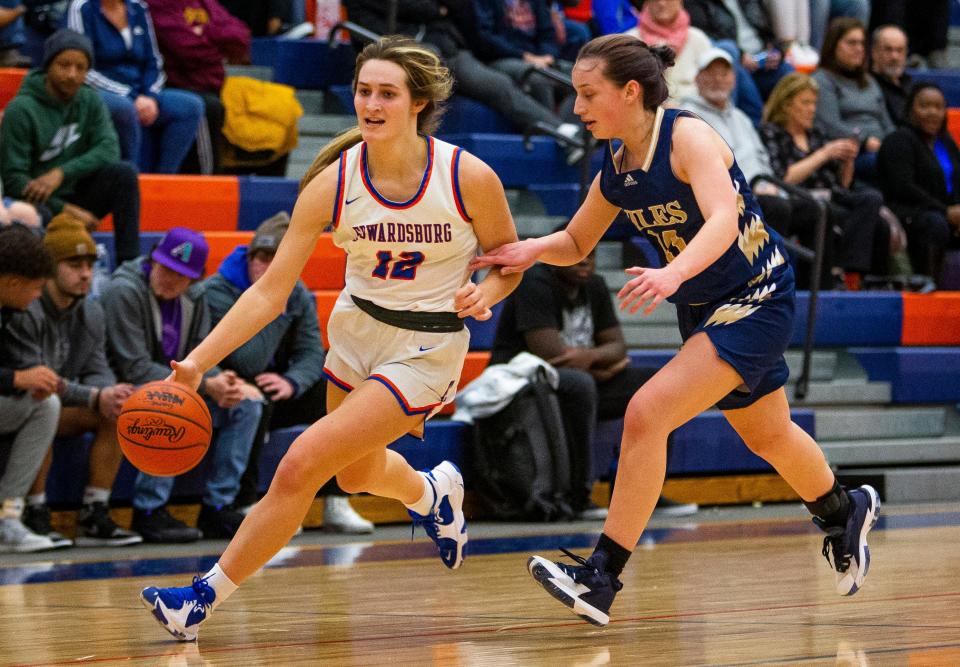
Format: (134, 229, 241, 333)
(303, 233, 346, 290)
(203, 231, 253, 274)
(901, 292, 960, 345)
(0, 68, 26, 110)
(949, 109, 960, 148)
(439, 351, 491, 415)
(204, 232, 344, 287)
(100, 175, 240, 232)
(313, 289, 340, 347)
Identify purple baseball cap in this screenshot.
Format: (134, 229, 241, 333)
(151, 227, 208, 279)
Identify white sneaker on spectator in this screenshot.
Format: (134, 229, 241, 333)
(239, 500, 304, 535)
(0, 517, 58, 553)
(323, 496, 374, 534)
(653, 497, 699, 517)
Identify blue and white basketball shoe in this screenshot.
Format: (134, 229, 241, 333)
(408, 461, 468, 569)
(527, 548, 623, 626)
(140, 575, 216, 641)
(814, 484, 881, 596)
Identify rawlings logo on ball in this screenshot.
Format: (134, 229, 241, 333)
(144, 390, 185, 406)
(125, 416, 187, 442)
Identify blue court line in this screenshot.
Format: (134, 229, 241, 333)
(1, 511, 958, 587)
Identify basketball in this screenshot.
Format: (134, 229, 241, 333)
(116, 381, 212, 477)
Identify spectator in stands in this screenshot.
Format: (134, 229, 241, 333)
(0, 29, 141, 264)
(67, 0, 205, 174)
(0, 226, 60, 553)
(491, 239, 698, 519)
(871, 24, 912, 127)
(102, 228, 262, 542)
(146, 0, 251, 175)
(473, 0, 576, 118)
(813, 18, 896, 184)
(0, 2, 30, 66)
(680, 49, 836, 288)
(809, 0, 870, 50)
(218, 0, 296, 37)
(626, 0, 713, 103)
(762, 72, 891, 289)
(204, 212, 374, 533)
(869, 0, 950, 69)
(2, 215, 142, 548)
(591, 0, 638, 35)
(551, 0, 591, 61)
(685, 0, 794, 124)
(343, 0, 585, 163)
(0, 198, 41, 230)
(877, 83, 960, 285)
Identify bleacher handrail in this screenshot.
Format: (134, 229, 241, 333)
(751, 175, 828, 400)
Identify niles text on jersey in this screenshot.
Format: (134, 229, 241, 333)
(623, 199, 688, 231)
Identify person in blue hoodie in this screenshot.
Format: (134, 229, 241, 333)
(202, 212, 374, 534)
(66, 0, 204, 173)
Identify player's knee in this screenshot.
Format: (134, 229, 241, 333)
(271, 450, 319, 497)
(335, 466, 370, 495)
(623, 392, 669, 441)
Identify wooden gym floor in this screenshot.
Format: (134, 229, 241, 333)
(1, 502, 958, 666)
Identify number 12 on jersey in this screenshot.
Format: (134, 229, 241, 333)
(372, 250, 425, 280)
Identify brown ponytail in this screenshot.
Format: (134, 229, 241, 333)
(577, 34, 674, 110)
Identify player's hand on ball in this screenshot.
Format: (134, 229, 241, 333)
(168, 358, 203, 391)
(454, 281, 492, 320)
(618, 266, 682, 315)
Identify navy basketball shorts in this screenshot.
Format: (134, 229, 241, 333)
(676, 263, 796, 410)
(322, 291, 469, 421)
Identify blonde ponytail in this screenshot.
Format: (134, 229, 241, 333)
(299, 126, 363, 192)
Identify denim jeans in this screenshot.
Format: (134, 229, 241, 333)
(99, 88, 205, 174)
(0, 0, 24, 50)
(132, 397, 263, 511)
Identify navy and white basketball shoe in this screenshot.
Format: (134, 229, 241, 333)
(408, 461, 468, 569)
(814, 484, 881, 595)
(140, 575, 216, 641)
(527, 548, 623, 626)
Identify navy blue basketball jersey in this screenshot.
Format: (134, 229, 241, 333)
(600, 108, 788, 305)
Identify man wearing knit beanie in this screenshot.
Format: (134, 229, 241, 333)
(3, 212, 142, 548)
(0, 29, 142, 264)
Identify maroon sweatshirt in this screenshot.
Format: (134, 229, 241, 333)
(146, 0, 250, 93)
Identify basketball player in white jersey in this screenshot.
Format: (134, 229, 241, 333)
(137, 36, 522, 642)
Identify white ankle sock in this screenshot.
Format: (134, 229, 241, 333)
(26, 493, 45, 508)
(404, 473, 436, 516)
(202, 563, 238, 610)
(83, 487, 110, 506)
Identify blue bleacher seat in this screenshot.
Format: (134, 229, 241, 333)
(792, 292, 902, 346)
(465, 301, 503, 351)
(849, 347, 960, 403)
(443, 134, 604, 188)
(529, 183, 581, 218)
(237, 176, 299, 230)
(251, 38, 355, 90)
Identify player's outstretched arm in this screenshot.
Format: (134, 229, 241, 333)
(171, 164, 336, 389)
(470, 172, 619, 274)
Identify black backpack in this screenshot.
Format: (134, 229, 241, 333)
(471, 368, 574, 521)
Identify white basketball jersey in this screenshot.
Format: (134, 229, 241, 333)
(330, 136, 478, 312)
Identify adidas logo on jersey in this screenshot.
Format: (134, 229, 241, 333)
(624, 173, 637, 187)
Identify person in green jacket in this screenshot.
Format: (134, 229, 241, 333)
(0, 29, 141, 263)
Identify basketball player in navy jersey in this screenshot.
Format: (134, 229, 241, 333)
(473, 34, 881, 627)
(137, 36, 522, 641)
